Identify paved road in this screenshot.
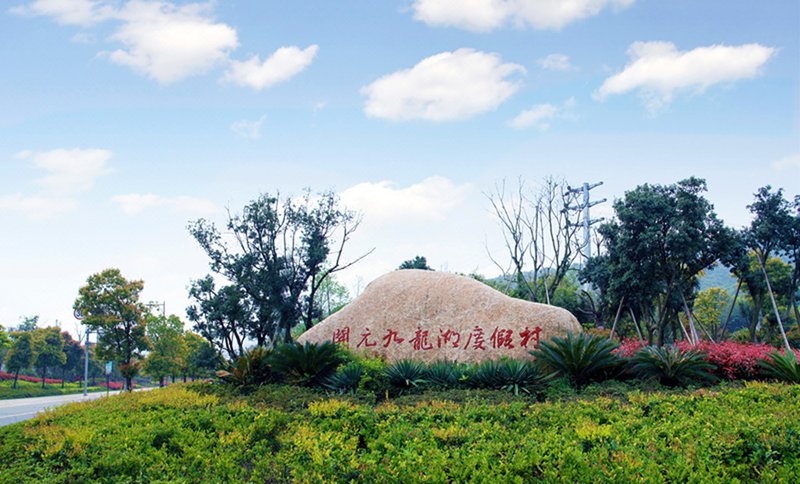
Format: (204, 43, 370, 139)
(0, 390, 141, 427)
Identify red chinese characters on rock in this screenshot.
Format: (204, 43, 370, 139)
(332, 324, 543, 351)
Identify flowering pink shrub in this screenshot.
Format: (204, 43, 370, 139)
(98, 381, 124, 390)
(613, 338, 647, 358)
(676, 341, 774, 380)
(0, 371, 64, 384)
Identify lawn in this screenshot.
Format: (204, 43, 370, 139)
(0, 379, 116, 400)
(0, 381, 798, 482)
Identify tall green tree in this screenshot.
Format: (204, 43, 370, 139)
(16, 315, 39, 332)
(183, 332, 221, 380)
(60, 331, 84, 388)
(33, 327, 66, 388)
(188, 190, 368, 354)
(783, 195, 800, 325)
(746, 186, 794, 350)
(5, 332, 34, 389)
(0, 325, 11, 369)
(581, 178, 737, 344)
(73, 268, 151, 391)
(398, 256, 433, 271)
(142, 314, 186, 387)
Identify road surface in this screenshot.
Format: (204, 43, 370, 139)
(0, 390, 145, 427)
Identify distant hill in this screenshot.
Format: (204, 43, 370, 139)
(698, 264, 737, 293)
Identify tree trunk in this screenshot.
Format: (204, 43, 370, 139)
(13, 370, 19, 389)
(629, 308, 645, 341)
(124, 376, 132, 392)
(41, 368, 46, 389)
(61, 367, 66, 389)
(159, 376, 164, 388)
(720, 279, 742, 338)
(759, 255, 791, 351)
(609, 297, 625, 340)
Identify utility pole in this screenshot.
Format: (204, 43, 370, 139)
(567, 181, 607, 263)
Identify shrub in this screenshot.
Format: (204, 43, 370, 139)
(629, 346, 716, 387)
(271, 341, 344, 387)
(676, 340, 773, 380)
(324, 363, 363, 395)
(531, 333, 620, 388)
(759, 349, 800, 384)
(613, 338, 647, 358)
(497, 359, 549, 395)
(216, 347, 275, 389)
(384, 359, 427, 392)
(426, 360, 464, 388)
(466, 359, 504, 389)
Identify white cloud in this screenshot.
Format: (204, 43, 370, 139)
(340, 176, 472, 222)
(362, 48, 524, 121)
(107, 1, 238, 84)
(15, 1, 317, 88)
(0, 194, 78, 219)
(112, 193, 219, 215)
(18, 148, 112, 193)
(595, 42, 776, 111)
(412, 0, 635, 32)
(10, 0, 113, 26)
(538, 53, 574, 71)
(230, 114, 267, 139)
(223, 45, 318, 90)
(771, 154, 800, 172)
(509, 97, 575, 130)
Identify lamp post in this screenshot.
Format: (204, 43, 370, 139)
(74, 309, 88, 396)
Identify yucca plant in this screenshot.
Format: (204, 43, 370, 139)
(530, 333, 620, 388)
(427, 360, 464, 388)
(758, 350, 800, 383)
(466, 359, 504, 389)
(216, 347, 275, 389)
(385, 359, 428, 390)
(270, 341, 344, 387)
(324, 362, 364, 394)
(498, 359, 551, 395)
(629, 346, 715, 387)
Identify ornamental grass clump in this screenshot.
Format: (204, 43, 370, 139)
(497, 358, 550, 395)
(426, 360, 464, 388)
(629, 346, 715, 387)
(271, 341, 344, 387)
(466, 359, 504, 389)
(759, 349, 800, 384)
(324, 363, 363, 395)
(530, 333, 620, 388)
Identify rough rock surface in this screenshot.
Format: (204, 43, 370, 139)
(298, 270, 582, 363)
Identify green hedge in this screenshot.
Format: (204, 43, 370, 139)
(1, 382, 798, 481)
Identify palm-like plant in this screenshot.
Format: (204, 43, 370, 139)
(427, 360, 463, 388)
(530, 333, 620, 388)
(271, 341, 344, 387)
(466, 359, 504, 389)
(629, 346, 715, 387)
(216, 346, 275, 388)
(498, 359, 550, 395)
(385, 359, 428, 390)
(759, 350, 800, 383)
(324, 362, 364, 394)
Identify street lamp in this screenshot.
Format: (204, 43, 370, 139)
(74, 309, 89, 396)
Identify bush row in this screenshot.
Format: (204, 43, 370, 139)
(1, 382, 798, 481)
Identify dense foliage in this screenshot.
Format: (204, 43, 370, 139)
(1, 382, 798, 481)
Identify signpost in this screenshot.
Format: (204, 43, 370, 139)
(104, 361, 112, 396)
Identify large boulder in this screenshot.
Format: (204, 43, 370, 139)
(298, 270, 582, 363)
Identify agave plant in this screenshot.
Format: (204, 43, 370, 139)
(498, 359, 551, 395)
(385, 359, 428, 390)
(530, 333, 620, 388)
(427, 360, 463, 388)
(270, 341, 344, 387)
(466, 359, 504, 389)
(758, 350, 800, 384)
(324, 362, 364, 394)
(629, 346, 715, 387)
(216, 346, 275, 389)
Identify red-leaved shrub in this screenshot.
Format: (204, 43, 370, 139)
(0, 371, 64, 384)
(676, 341, 774, 380)
(613, 338, 647, 358)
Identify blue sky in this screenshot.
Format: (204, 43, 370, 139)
(1, 0, 798, 332)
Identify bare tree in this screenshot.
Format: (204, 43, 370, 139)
(486, 177, 583, 303)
